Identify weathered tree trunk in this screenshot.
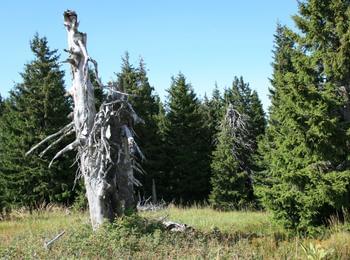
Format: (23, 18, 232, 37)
(27, 10, 141, 230)
(63, 10, 140, 229)
(63, 11, 103, 229)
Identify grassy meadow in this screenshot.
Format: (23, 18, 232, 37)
(1, 206, 350, 259)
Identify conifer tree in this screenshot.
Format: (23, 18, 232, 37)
(249, 90, 266, 142)
(209, 105, 254, 209)
(209, 76, 265, 209)
(260, 2, 350, 231)
(200, 86, 226, 187)
(202, 85, 226, 149)
(224, 76, 266, 140)
(0, 95, 4, 116)
(256, 24, 295, 180)
(89, 69, 104, 110)
(0, 34, 75, 209)
(164, 73, 210, 203)
(256, 24, 298, 220)
(225, 77, 266, 168)
(225, 77, 250, 111)
(0, 95, 6, 213)
(115, 53, 165, 200)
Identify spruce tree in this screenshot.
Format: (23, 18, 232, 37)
(256, 24, 299, 224)
(115, 53, 165, 200)
(249, 90, 266, 142)
(0, 95, 4, 116)
(224, 76, 266, 140)
(164, 73, 210, 203)
(202, 85, 226, 150)
(225, 77, 266, 171)
(0, 95, 7, 213)
(209, 76, 265, 209)
(209, 105, 254, 209)
(224, 77, 250, 112)
(256, 24, 295, 176)
(0, 34, 75, 209)
(89, 69, 104, 110)
(260, 2, 350, 232)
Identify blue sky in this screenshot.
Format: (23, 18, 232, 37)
(0, 1, 298, 111)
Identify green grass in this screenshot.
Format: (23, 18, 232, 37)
(0, 209, 86, 238)
(141, 206, 280, 234)
(1, 206, 350, 259)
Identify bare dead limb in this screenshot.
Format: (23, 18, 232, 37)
(49, 140, 79, 168)
(224, 104, 254, 171)
(104, 86, 131, 97)
(88, 58, 132, 99)
(44, 231, 65, 249)
(26, 122, 74, 156)
(122, 125, 145, 160)
(39, 129, 75, 157)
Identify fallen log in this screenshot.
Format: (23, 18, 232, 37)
(161, 220, 194, 232)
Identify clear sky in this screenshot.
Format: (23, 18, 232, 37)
(0, 1, 298, 111)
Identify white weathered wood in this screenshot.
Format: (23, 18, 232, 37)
(28, 10, 141, 230)
(44, 231, 65, 249)
(39, 129, 75, 157)
(64, 10, 141, 229)
(64, 10, 116, 229)
(26, 122, 74, 156)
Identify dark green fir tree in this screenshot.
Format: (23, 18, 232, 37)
(260, 1, 350, 232)
(0, 95, 7, 214)
(209, 76, 265, 208)
(248, 90, 266, 143)
(0, 94, 4, 116)
(225, 76, 266, 140)
(89, 69, 104, 110)
(201, 84, 226, 151)
(164, 73, 211, 203)
(115, 53, 165, 200)
(209, 105, 255, 210)
(0, 34, 75, 210)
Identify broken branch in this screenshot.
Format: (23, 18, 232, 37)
(49, 139, 79, 168)
(44, 230, 65, 249)
(26, 122, 74, 156)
